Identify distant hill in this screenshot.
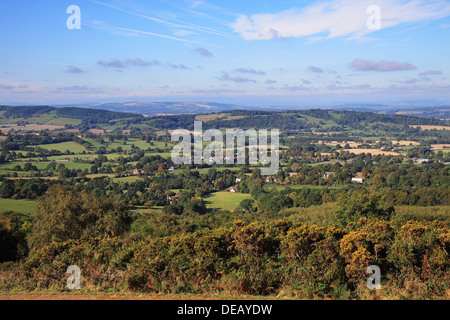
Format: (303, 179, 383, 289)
(56, 102, 246, 116)
(333, 104, 450, 120)
(53, 102, 450, 120)
(54, 107, 143, 122)
(1, 104, 449, 136)
(0, 106, 144, 124)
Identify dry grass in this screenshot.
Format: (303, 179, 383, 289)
(320, 141, 361, 148)
(391, 140, 420, 146)
(431, 144, 450, 150)
(88, 129, 105, 134)
(344, 148, 401, 156)
(195, 113, 228, 122)
(410, 125, 449, 131)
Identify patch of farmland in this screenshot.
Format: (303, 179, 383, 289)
(38, 141, 86, 153)
(410, 125, 449, 131)
(344, 148, 401, 156)
(204, 192, 252, 212)
(431, 144, 450, 150)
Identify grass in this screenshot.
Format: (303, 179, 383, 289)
(38, 141, 86, 153)
(83, 138, 169, 153)
(0, 161, 92, 171)
(22, 154, 96, 162)
(410, 125, 449, 131)
(0, 198, 36, 214)
(395, 205, 450, 225)
(204, 191, 252, 212)
(113, 176, 144, 183)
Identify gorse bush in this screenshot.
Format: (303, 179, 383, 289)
(5, 218, 448, 299)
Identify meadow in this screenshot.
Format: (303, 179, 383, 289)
(204, 191, 252, 212)
(0, 198, 36, 214)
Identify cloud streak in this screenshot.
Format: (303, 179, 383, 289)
(0, 84, 29, 90)
(307, 66, 323, 74)
(90, 0, 236, 40)
(231, 0, 450, 41)
(0, 84, 16, 90)
(194, 48, 214, 57)
(219, 72, 257, 83)
(351, 59, 417, 72)
(66, 66, 85, 74)
(234, 68, 266, 75)
(90, 22, 223, 48)
(419, 70, 442, 76)
(98, 58, 161, 69)
(192, 89, 246, 94)
(169, 63, 189, 70)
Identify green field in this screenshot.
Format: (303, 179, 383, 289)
(38, 141, 86, 153)
(83, 138, 169, 153)
(113, 176, 144, 183)
(0, 161, 92, 171)
(0, 198, 36, 214)
(204, 191, 252, 212)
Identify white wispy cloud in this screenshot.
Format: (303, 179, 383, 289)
(90, 21, 223, 48)
(90, 0, 237, 40)
(231, 0, 450, 41)
(419, 70, 443, 76)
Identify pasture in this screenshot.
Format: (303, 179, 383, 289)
(38, 141, 86, 153)
(204, 191, 252, 212)
(0, 198, 36, 214)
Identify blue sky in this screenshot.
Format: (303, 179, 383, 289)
(1, 0, 450, 106)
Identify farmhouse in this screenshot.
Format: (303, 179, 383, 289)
(351, 177, 364, 183)
(415, 158, 431, 164)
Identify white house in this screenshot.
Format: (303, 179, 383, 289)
(351, 177, 364, 183)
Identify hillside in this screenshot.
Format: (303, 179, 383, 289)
(56, 102, 246, 116)
(1, 103, 449, 300)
